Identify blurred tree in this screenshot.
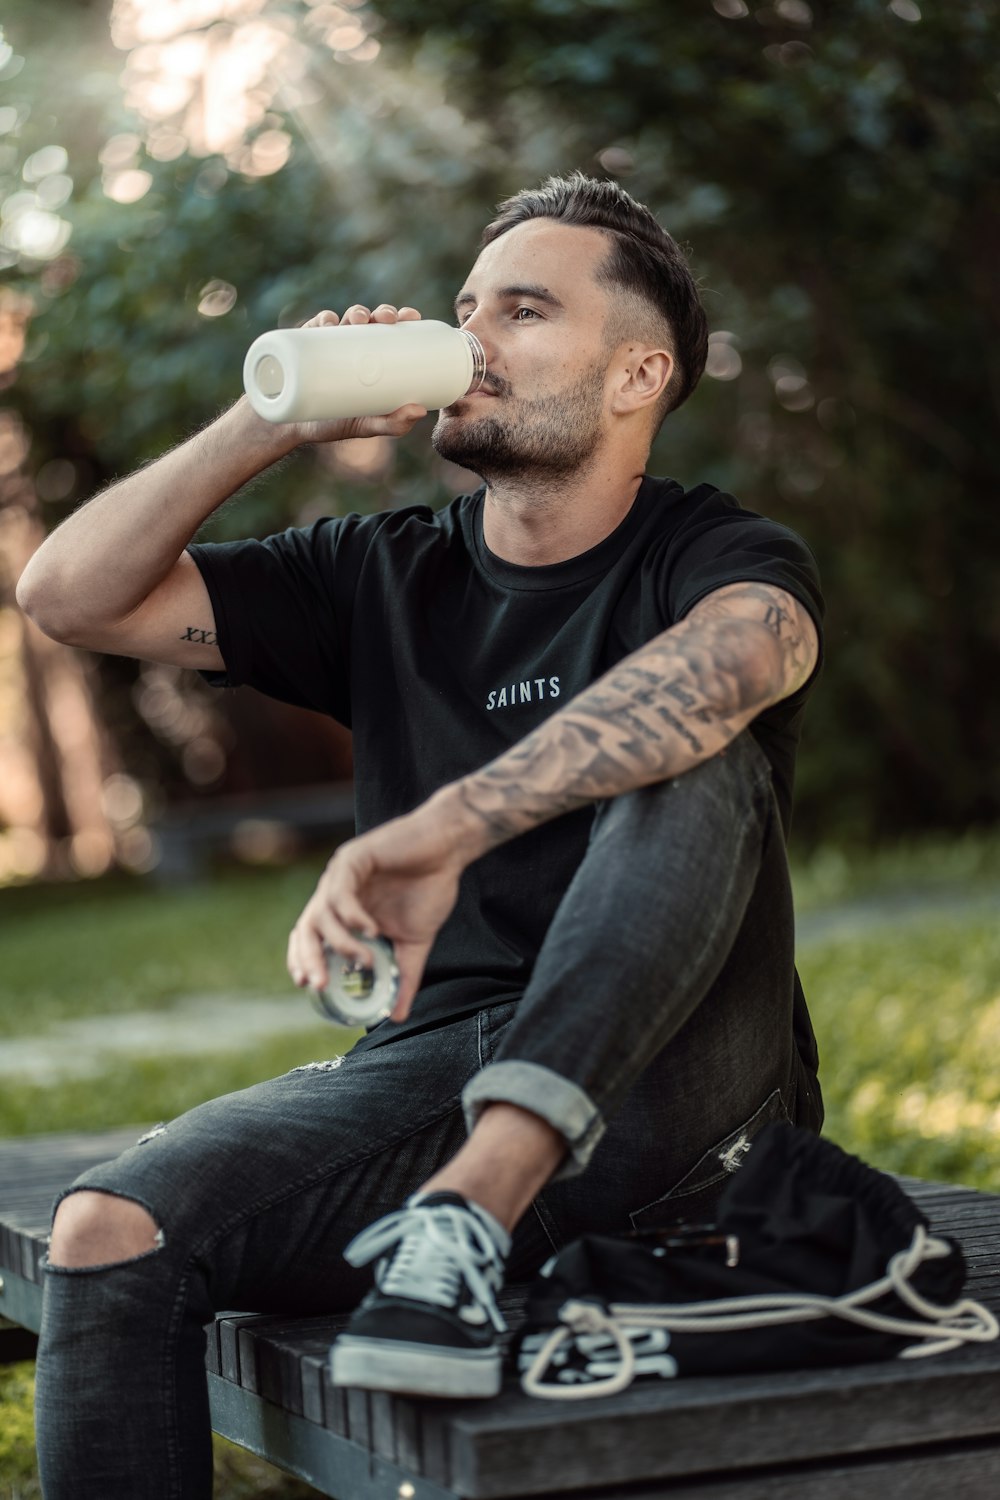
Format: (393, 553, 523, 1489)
(1, 0, 997, 870)
(370, 0, 1000, 839)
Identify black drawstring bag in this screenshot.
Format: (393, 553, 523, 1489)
(517, 1124, 998, 1399)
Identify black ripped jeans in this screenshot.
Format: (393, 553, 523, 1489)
(34, 732, 820, 1498)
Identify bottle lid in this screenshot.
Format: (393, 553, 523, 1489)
(254, 353, 285, 398)
(312, 935, 400, 1027)
(461, 330, 488, 393)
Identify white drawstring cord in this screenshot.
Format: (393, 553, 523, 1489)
(520, 1225, 999, 1400)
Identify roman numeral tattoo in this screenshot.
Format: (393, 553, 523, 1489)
(456, 582, 818, 850)
(180, 626, 217, 645)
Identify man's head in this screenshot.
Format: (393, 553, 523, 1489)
(483, 173, 708, 424)
(432, 174, 708, 485)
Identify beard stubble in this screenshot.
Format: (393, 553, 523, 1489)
(431, 361, 607, 485)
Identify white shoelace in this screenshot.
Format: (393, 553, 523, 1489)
(344, 1201, 508, 1333)
(521, 1225, 1000, 1400)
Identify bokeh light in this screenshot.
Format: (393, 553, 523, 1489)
(108, 0, 381, 165)
(705, 331, 742, 382)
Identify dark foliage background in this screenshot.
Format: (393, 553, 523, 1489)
(2, 0, 998, 850)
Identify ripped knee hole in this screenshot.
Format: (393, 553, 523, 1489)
(48, 1189, 164, 1269)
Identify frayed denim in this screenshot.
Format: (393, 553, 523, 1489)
(35, 732, 819, 1497)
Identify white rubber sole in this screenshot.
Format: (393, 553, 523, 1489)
(330, 1335, 501, 1398)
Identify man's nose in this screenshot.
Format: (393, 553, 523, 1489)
(459, 309, 500, 368)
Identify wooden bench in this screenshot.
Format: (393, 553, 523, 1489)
(3, 1127, 1000, 1499)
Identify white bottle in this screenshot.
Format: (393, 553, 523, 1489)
(243, 319, 487, 424)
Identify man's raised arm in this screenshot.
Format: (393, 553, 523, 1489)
(15, 305, 425, 670)
(16, 401, 301, 670)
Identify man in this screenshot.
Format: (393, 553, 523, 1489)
(19, 173, 823, 1498)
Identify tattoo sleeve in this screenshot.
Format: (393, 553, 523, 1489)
(456, 582, 818, 851)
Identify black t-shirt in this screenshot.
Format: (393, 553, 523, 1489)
(190, 475, 823, 1047)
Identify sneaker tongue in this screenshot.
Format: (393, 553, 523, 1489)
(407, 1190, 512, 1257)
(409, 1190, 470, 1210)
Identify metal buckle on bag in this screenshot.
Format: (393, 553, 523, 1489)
(624, 1225, 741, 1268)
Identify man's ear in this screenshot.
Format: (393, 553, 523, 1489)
(609, 348, 673, 416)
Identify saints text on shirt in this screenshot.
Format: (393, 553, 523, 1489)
(486, 676, 561, 711)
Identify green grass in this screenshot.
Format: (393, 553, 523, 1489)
(0, 1027, 359, 1137)
(798, 912, 1000, 1190)
(790, 826, 1000, 911)
(0, 1362, 320, 1500)
(0, 858, 327, 1038)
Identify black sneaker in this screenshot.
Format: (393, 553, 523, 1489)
(330, 1190, 511, 1398)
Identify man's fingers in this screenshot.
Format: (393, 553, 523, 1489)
(300, 309, 340, 328)
(288, 907, 377, 991)
(287, 925, 321, 988)
(378, 403, 428, 434)
(329, 891, 378, 944)
(387, 946, 430, 1023)
(316, 914, 374, 972)
(287, 930, 305, 986)
(299, 305, 420, 333)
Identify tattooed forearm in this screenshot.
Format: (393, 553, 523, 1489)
(452, 583, 818, 853)
(180, 625, 217, 646)
(655, 700, 704, 755)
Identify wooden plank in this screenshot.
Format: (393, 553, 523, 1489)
(394, 1397, 422, 1475)
(369, 1392, 396, 1461)
(233, 1315, 349, 1429)
(301, 1353, 327, 1426)
(345, 1387, 371, 1449)
(966, 1272, 1000, 1297)
(0, 1266, 44, 1333)
(18, 1231, 38, 1283)
(0, 1128, 145, 1183)
(531, 1438, 1000, 1499)
(250, 1324, 335, 1418)
(218, 1314, 273, 1387)
(322, 1362, 350, 1437)
(204, 1318, 222, 1377)
(419, 1401, 465, 1488)
(205, 1370, 459, 1500)
(441, 1350, 1000, 1499)
(0, 1181, 71, 1211)
(237, 1315, 297, 1398)
(947, 1235, 1000, 1257)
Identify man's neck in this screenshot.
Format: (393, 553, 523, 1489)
(481, 458, 646, 567)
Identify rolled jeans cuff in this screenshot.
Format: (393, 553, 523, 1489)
(462, 1060, 604, 1181)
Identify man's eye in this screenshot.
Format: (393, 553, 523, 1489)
(515, 306, 540, 321)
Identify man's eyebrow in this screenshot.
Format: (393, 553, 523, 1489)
(453, 284, 566, 315)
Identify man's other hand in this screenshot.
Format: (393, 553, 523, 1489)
(286, 794, 474, 1023)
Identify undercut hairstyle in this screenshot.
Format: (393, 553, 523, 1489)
(482, 173, 709, 429)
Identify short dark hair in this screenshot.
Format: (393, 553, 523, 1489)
(482, 173, 709, 424)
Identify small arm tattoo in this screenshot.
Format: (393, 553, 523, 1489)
(180, 625, 217, 645)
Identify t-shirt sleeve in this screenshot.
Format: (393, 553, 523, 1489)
(666, 503, 825, 668)
(188, 519, 352, 723)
